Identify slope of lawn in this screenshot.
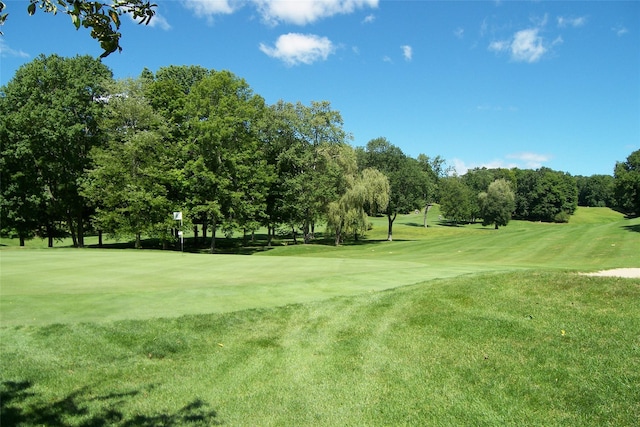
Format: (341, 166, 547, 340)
(1, 207, 639, 425)
(1, 207, 638, 326)
(1, 271, 639, 426)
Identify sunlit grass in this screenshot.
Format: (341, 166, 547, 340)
(1, 207, 639, 425)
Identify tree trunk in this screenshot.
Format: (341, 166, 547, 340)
(19, 235, 25, 247)
(267, 225, 272, 247)
(387, 212, 397, 241)
(303, 220, 310, 244)
(193, 225, 199, 247)
(67, 212, 78, 247)
(98, 230, 103, 247)
(209, 218, 217, 254)
(202, 221, 208, 246)
(77, 214, 85, 248)
(495, 223, 499, 230)
(292, 226, 297, 245)
(46, 223, 53, 247)
(135, 233, 141, 249)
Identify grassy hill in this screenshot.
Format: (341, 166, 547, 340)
(1, 207, 639, 425)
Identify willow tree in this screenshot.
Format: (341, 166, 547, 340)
(326, 168, 389, 245)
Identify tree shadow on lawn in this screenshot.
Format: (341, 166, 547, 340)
(621, 223, 640, 233)
(0, 380, 222, 426)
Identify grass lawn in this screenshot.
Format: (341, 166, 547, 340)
(1, 207, 639, 425)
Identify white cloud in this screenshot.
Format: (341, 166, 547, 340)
(259, 33, 334, 66)
(362, 13, 375, 24)
(252, 0, 379, 25)
(0, 39, 30, 58)
(453, 27, 464, 39)
(401, 45, 412, 61)
(451, 152, 551, 175)
(489, 28, 547, 63)
(612, 24, 629, 36)
(182, 0, 237, 19)
(557, 16, 587, 28)
(506, 152, 551, 169)
(146, 12, 172, 30)
(382, 55, 392, 63)
(511, 28, 547, 63)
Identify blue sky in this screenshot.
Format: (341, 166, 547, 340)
(1, 0, 638, 176)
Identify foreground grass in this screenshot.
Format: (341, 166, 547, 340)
(2, 208, 638, 326)
(2, 271, 639, 426)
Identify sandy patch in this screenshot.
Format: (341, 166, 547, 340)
(581, 268, 640, 278)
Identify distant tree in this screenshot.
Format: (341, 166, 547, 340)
(613, 149, 640, 216)
(0, 102, 46, 245)
(514, 168, 577, 222)
(326, 168, 389, 245)
(0, 0, 156, 57)
(478, 179, 516, 229)
(184, 71, 273, 253)
(359, 138, 431, 240)
(463, 168, 516, 220)
(0, 54, 113, 247)
(264, 100, 352, 244)
(81, 78, 176, 249)
(575, 174, 615, 207)
(439, 177, 473, 225)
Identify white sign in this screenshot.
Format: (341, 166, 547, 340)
(173, 211, 182, 221)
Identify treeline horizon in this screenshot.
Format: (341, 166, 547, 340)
(1, 54, 636, 250)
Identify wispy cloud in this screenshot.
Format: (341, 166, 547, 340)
(259, 33, 334, 66)
(453, 27, 464, 39)
(451, 152, 551, 175)
(256, 0, 378, 25)
(182, 0, 237, 21)
(557, 16, 587, 28)
(185, 0, 378, 25)
(0, 39, 30, 59)
(362, 13, 375, 24)
(489, 28, 547, 63)
(401, 45, 413, 61)
(146, 12, 172, 30)
(506, 152, 552, 169)
(612, 24, 629, 36)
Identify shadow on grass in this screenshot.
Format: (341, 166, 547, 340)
(85, 233, 401, 254)
(0, 380, 222, 426)
(622, 223, 640, 233)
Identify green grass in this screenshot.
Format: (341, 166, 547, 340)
(1, 207, 639, 425)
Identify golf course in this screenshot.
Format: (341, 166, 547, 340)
(1, 206, 639, 426)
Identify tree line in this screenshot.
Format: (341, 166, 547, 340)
(1, 55, 638, 250)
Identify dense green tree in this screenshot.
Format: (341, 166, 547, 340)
(575, 174, 615, 207)
(462, 168, 516, 220)
(264, 100, 352, 243)
(514, 168, 577, 222)
(0, 101, 47, 245)
(439, 177, 473, 225)
(478, 179, 516, 229)
(359, 138, 432, 240)
(0, 54, 113, 247)
(81, 78, 177, 249)
(184, 70, 273, 253)
(613, 149, 640, 216)
(1, 0, 156, 57)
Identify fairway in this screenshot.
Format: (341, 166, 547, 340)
(1, 208, 639, 426)
(1, 207, 638, 326)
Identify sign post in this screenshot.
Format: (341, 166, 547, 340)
(173, 211, 183, 252)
